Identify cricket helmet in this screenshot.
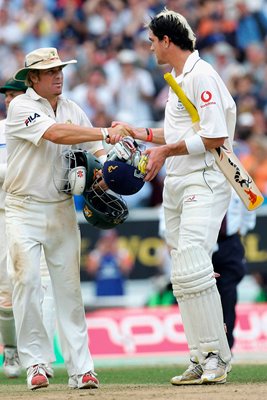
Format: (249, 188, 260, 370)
(53, 149, 103, 195)
(83, 183, 128, 230)
(103, 136, 147, 195)
(102, 160, 145, 195)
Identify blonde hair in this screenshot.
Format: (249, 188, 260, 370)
(25, 70, 40, 87)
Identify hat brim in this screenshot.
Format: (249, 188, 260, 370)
(14, 60, 77, 82)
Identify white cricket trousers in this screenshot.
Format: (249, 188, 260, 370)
(5, 194, 94, 375)
(163, 167, 231, 254)
(0, 208, 12, 305)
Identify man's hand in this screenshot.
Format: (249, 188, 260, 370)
(142, 146, 168, 181)
(107, 124, 135, 144)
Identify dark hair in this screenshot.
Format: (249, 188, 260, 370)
(149, 9, 196, 52)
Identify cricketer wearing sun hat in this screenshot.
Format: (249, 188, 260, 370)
(2, 44, 118, 390)
(14, 47, 77, 82)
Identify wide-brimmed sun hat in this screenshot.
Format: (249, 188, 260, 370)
(14, 47, 77, 81)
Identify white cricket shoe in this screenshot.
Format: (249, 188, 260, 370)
(171, 359, 203, 385)
(3, 347, 22, 378)
(43, 363, 54, 378)
(68, 371, 99, 389)
(201, 352, 231, 384)
(27, 364, 49, 390)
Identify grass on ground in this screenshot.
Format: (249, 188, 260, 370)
(0, 364, 266, 386)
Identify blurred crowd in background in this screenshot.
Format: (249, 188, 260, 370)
(0, 0, 267, 208)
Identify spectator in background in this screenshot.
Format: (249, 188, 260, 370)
(91, 109, 113, 129)
(86, 229, 133, 297)
(15, 0, 58, 53)
(196, 0, 236, 50)
(234, 111, 255, 159)
(0, 5, 24, 48)
(244, 43, 266, 93)
(251, 108, 267, 137)
(234, 0, 267, 56)
(232, 73, 259, 113)
(240, 135, 267, 198)
(118, 0, 151, 48)
(111, 49, 156, 126)
(53, 0, 88, 45)
(83, 0, 126, 50)
(70, 66, 115, 121)
(212, 189, 256, 350)
(207, 42, 239, 88)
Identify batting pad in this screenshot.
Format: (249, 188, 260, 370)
(171, 245, 231, 363)
(171, 245, 216, 294)
(0, 307, 16, 347)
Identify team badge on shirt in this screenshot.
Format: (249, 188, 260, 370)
(176, 99, 185, 111)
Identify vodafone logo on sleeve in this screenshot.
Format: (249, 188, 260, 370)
(200, 90, 216, 108)
(201, 91, 212, 102)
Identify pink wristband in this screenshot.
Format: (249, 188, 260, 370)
(146, 128, 153, 142)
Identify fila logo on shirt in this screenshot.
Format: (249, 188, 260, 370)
(25, 113, 41, 126)
(200, 91, 216, 108)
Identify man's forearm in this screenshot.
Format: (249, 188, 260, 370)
(134, 127, 165, 145)
(43, 123, 104, 144)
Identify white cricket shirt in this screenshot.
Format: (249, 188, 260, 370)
(0, 118, 7, 210)
(164, 50, 236, 176)
(3, 88, 103, 201)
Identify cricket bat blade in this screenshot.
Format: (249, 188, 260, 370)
(211, 145, 264, 211)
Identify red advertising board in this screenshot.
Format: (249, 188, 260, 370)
(86, 303, 267, 359)
(1, 303, 266, 366)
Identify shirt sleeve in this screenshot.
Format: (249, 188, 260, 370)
(187, 72, 229, 140)
(6, 98, 55, 146)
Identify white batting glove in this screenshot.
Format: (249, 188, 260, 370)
(107, 141, 132, 162)
(107, 136, 137, 162)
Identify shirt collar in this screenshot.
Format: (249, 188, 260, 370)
(26, 87, 63, 102)
(182, 50, 200, 77)
(26, 87, 42, 100)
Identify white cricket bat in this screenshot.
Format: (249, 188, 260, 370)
(164, 72, 264, 211)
